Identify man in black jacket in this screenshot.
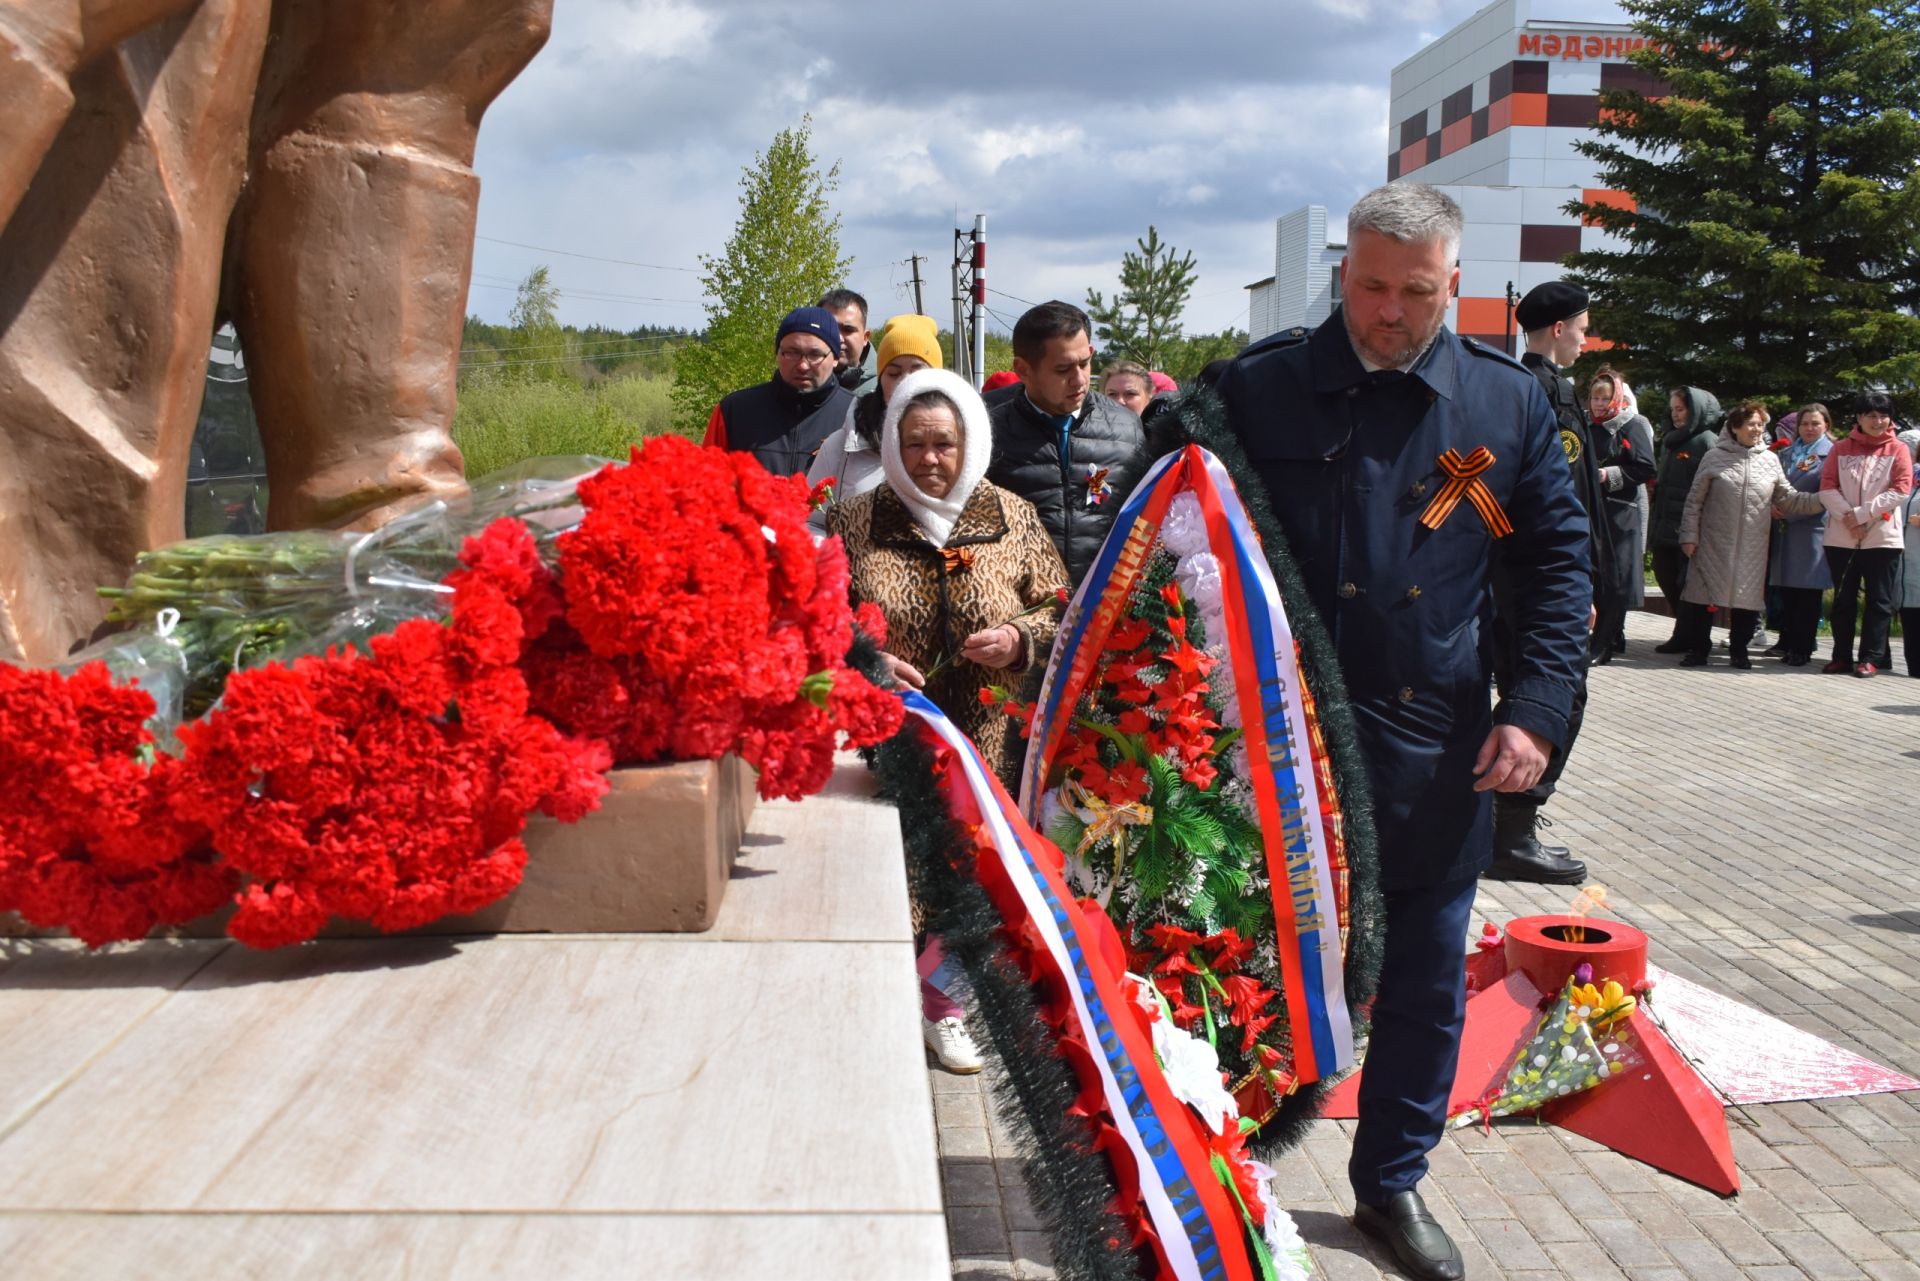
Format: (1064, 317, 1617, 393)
(700, 306, 852, 477)
(985, 301, 1145, 587)
(817, 288, 876, 394)
(1485, 280, 1605, 885)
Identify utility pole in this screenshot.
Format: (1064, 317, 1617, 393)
(951, 235, 970, 385)
(969, 215, 986, 390)
(951, 217, 987, 390)
(908, 254, 925, 316)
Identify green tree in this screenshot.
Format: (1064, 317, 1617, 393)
(671, 119, 852, 431)
(504, 265, 569, 383)
(1565, 0, 1920, 413)
(1085, 226, 1199, 371)
(1159, 329, 1248, 388)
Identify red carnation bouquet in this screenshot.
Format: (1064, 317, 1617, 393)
(523, 433, 900, 801)
(2, 441, 902, 948)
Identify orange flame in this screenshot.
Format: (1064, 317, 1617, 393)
(1564, 884, 1608, 945)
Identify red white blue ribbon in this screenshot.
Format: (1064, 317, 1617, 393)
(1017, 445, 1354, 1086)
(902, 691, 1255, 1281)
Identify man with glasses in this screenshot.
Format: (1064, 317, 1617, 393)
(701, 305, 854, 476)
(817, 288, 875, 394)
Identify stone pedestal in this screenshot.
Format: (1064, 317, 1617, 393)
(422, 754, 758, 935)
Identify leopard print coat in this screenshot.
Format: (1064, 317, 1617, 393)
(829, 480, 1066, 787)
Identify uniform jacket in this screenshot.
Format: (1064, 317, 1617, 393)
(1819, 431, 1914, 552)
(1215, 314, 1590, 890)
(828, 480, 1065, 786)
(1521, 352, 1612, 607)
(1679, 432, 1822, 612)
(1767, 435, 1833, 591)
(985, 390, 1145, 589)
(1651, 387, 1722, 547)
(701, 376, 851, 478)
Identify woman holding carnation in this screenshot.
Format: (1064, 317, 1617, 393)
(828, 367, 1067, 1073)
(806, 314, 943, 535)
(1676, 401, 1824, 668)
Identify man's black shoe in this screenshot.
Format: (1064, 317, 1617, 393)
(1354, 1190, 1465, 1281)
(1653, 635, 1689, 654)
(1487, 799, 1587, 884)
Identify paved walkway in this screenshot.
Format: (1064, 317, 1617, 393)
(934, 609, 1920, 1280)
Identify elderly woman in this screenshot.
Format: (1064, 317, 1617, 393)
(1820, 390, 1915, 677)
(1676, 401, 1824, 667)
(1587, 367, 1655, 663)
(826, 367, 1067, 1074)
(1768, 404, 1835, 666)
(805, 313, 943, 534)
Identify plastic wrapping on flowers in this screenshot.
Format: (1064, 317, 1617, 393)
(1, 443, 902, 949)
(95, 457, 611, 721)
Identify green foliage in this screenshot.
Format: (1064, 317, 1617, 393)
(671, 119, 853, 432)
(1565, 0, 1920, 413)
(461, 316, 694, 382)
(452, 371, 683, 478)
(938, 328, 1017, 380)
(1159, 329, 1249, 388)
(1085, 226, 1199, 371)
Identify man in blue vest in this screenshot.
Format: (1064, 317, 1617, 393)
(700, 306, 852, 476)
(1214, 182, 1590, 1281)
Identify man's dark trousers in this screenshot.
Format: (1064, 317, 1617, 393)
(1350, 874, 1480, 1204)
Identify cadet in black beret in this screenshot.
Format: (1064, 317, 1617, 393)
(1513, 280, 1590, 334)
(1489, 279, 1608, 885)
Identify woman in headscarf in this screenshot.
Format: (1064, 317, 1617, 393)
(1586, 367, 1655, 663)
(805, 313, 943, 535)
(826, 368, 1068, 1074)
(1767, 404, 1835, 666)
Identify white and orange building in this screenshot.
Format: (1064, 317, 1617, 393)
(1249, 0, 1659, 351)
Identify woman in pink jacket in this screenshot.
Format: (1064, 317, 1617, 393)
(1820, 391, 1915, 677)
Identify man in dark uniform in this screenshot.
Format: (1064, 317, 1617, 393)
(1483, 281, 1608, 884)
(1213, 183, 1589, 1281)
(699, 306, 852, 476)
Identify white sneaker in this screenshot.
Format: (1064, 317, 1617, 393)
(923, 1015, 983, 1074)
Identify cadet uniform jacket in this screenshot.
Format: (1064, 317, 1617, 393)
(1215, 315, 1590, 890)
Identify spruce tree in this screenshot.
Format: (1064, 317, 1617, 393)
(671, 119, 852, 433)
(1566, 0, 1920, 415)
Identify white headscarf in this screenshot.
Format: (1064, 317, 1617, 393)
(879, 368, 993, 547)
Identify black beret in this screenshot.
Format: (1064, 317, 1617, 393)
(1515, 281, 1590, 332)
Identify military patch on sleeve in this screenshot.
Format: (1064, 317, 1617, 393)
(1560, 429, 1583, 465)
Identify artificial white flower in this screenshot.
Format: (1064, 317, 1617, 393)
(1149, 1014, 1240, 1136)
(1161, 493, 1209, 558)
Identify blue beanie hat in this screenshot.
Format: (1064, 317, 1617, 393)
(775, 306, 842, 357)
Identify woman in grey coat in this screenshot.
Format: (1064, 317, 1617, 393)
(1677, 402, 1825, 667)
(1768, 404, 1836, 666)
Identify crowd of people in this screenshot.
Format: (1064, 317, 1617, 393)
(692, 187, 1915, 1278)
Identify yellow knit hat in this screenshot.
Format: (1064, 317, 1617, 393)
(874, 313, 943, 377)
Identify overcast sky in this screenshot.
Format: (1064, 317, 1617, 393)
(468, 0, 1629, 338)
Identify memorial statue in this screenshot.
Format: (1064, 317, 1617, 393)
(0, 0, 553, 664)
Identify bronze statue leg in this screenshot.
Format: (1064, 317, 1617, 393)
(0, 0, 269, 664)
(232, 0, 554, 531)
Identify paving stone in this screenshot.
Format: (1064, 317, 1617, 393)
(1827, 1182, 1919, 1234)
(1588, 1217, 1675, 1269)
(1471, 1217, 1555, 1270)
(951, 1260, 1017, 1280)
(1008, 1230, 1054, 1280)
(1471, 1151, 1552, 1198)
(1547, 1238, 1630, 1281)
(1801, 1211, 1902, 1262)
(942, 1160, 1004, 1208)
(1695, 1212, 1788, 1265)
(1000, 1184, 1044, 1234)
(1887, 1233, 1920, 1264)
(1613, 1191, 1707, 1243)
(935, 1092, 988, 1129)
(1753, 1165, 1844, 1214)
(1864, 1262, 1920, 1281)
(1742, 1267, 1813, 1281)
(1507, 1191, 1593, 1244)
(947, 1205, 1010, 1258)
(939, 1125, 993, 1159)
(1663, 1237, 1746, 1281)
(1770, 1230, 1869, 1281)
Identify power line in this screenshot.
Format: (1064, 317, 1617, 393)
(475, 234, 701, 274)
(987, 285, 1038, 309)
(467, 281, 706, 308)
(459, 334, 688, 359)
